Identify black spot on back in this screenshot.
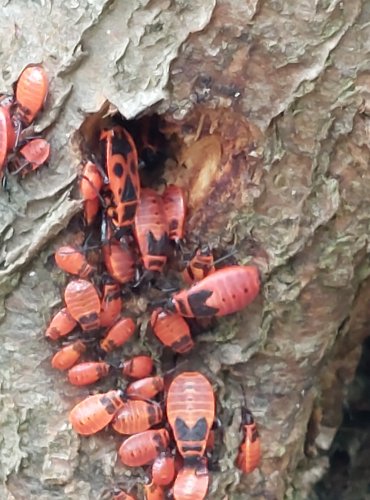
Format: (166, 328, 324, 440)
(148, 404, 159, 426)
(100, 395, 118, 415)
(169, 219, 179, 231)
(153, 431, 167, 451)
(187, 289, 218, 317)
(113, 162, 124, 178)
(174, 417, 208, 441)
(147, 230, 169, 256)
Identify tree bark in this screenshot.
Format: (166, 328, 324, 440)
(1, 1, 370, 499)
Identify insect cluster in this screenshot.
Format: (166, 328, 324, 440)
(45, 109, 262, 498)
(0, 64, 50, 180)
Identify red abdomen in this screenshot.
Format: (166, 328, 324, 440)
(151, 309, 194, 354)
(121, 355, 153, 379)
(67, 361, 110, 386)
(162, 184, 186, 242)
(134, 188, 169, 272)
(172, 265, 260, 317)
(69, 390, 125, 435)
(0, 107, 15, 174)
(118, 428, 169, 467)
(236, 414, 261, 473)
(126, 376, 164, 400)
(151, 452, 176, 486)
(55, 246, 94, 278)
(173, 463, 209, 500)
(80, 161, 103, 200)
(100, 316, 136, 352)
(45, 307, 77, 340)
(100, 281, 122, 327)
(51, 340, 86, 371)
(103, 237, 135, 284)
(17, 138, 50, 175)
(15, 64, 48, 124)
(166, 372, 215, 460)
(64, 279, 101, 331)
(112, 400, 162, 435)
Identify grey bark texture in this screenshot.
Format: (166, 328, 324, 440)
(1, 0, 370, 499)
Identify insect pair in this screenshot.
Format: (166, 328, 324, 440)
(1, 64, 49, 180)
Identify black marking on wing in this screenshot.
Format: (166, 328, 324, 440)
(187, 289, 218, 317)
(121, 174, 138, 202)
(123, 204, 137, 222)
(174, 417, 208, 441)
(147, 230, 169, 256)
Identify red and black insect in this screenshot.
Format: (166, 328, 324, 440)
(100, 126, 140, 229)
(134, 188, 169, 273)
(182, 246, 215, 285)
(0, 106, 15, 176)
(169, 265, 260, 318)
(79, 160, 104, 225)
(173, 460, 209, 500)
(51, 340, 86, 371)
(67, 361, 110, 386)
(121, 355, 154, 379)
(80, 160, 104, 200)
(111, 399, 163, 435)
(162, 184, 186, 243)
(166, 372, 215, 461)
(151, 451, 176, 486)
(118, 428, 169, 467)
(54, 245, 95, 278)
(126, 376, 164, 401)
(100, 279, 122, 327)
(236, 403, 261, 474)
(69, 389, 125, 435)
(15, 64, 48, 126)
(143, 481, 165, 500)
(45, 307, 77, 340)
(64, 279, 101, 331)
(102, 219, 136, 284)
(150, 309, 194, 354)
(100, 316, 136, 353)
(11, 138, 50, 176)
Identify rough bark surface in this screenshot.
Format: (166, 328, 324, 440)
(1, 1, 370, 499)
